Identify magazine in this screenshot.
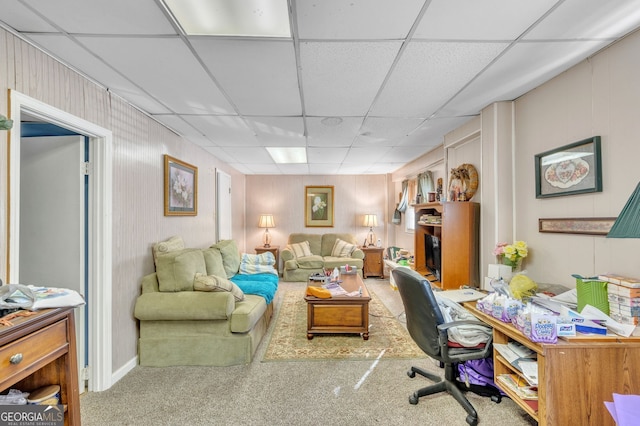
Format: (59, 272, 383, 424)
(0, 284, 85, 311)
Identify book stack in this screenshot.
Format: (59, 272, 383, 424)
(599, 274, 640, 326)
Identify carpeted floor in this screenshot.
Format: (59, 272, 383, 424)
(79, 279, 537, 426)
(263, 288, 424, 361)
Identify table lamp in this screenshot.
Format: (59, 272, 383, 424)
(258, 214, 275, 247)
(363, 214, 378, 247)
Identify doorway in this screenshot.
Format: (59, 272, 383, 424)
(8, 90, 114, 392)
(216, 170, 232, 241)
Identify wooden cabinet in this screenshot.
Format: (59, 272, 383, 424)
(413, 202, 479, 289)
(0, 308, 80, 425)
(361, 246, 384, 278)
(466, 303, 640, 426)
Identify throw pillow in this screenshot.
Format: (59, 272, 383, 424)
(155, 249, 206, 292)
(193, 273, 245, 301)
(202, 247, 227, 278)
(210, 240, 241, 278)
(239, 252, 277, 275)
(152, 235, 184, 267)
(288, 241, 312, 258)
(331, 238, 356, 257)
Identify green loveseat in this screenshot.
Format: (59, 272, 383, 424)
(281, 233, 364, 282)
(134, 238, 277, 367)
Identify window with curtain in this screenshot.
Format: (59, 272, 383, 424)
(397, 180, 409, 212)
(418, 171, 434, 200)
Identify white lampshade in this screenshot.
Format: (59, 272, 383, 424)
(258, 214, 275, 228)
(363, 214, 378, 246)
(258, 214, 275, 247)
(363, 214, 378, 228)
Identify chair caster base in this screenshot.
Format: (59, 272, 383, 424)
(407, 369, 416, 378)
(491, 394, 502, 403)
(409, 393, 419, 405)
(466, 414, 478, 426)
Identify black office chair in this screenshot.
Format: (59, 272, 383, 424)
(392, 267, 494, 426)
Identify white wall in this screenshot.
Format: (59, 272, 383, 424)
(512, 30, 640, 286)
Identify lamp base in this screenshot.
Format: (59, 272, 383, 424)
(262, 229, 272, 248)
(366, 228, 376, 247)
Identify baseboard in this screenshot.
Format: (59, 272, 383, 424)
(111, 356, 137, 387)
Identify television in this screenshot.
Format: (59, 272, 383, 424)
(424, 234, 441, 282)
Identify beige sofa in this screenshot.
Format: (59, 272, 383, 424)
(281, 233, 364, 282)
(134, 238, 277, 367)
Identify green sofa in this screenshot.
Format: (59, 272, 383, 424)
(134, 238, 277, 367)
(281, 233, 364, 282)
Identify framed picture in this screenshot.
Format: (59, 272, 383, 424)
(305, 186, 334, 227)
(534, 136, 602, 198)
(538, 217, 616, 235)
(164, 155, 197, 216)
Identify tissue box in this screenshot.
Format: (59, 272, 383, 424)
(488, 264, 513, 280)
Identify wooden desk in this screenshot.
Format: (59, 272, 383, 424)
(0, 307, 80, 425)
(465, 303, 640, 426)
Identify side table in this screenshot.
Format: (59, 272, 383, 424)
(255, 245, 279, 274)
(361, 246, 384, 278)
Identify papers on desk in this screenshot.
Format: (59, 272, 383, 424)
(494, 342, 537, 385)
(605, 394, 640, 426)
(436, 288, 486, 303)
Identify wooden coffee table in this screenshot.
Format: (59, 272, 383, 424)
(305, 273, 371, 340)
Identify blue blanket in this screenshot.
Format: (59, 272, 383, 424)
(230, 273, 278, 304)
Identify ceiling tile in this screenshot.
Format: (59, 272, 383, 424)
(308, 164, 342, 174)
(440, 40, 607, 117)
(414, 0, 557, 40)
(343, 147, 391, 164)
(77, 36, 235, 114)
(248, 117, 305, 146)
(27, 34, 172, 114)
(0, 0, 57, 31)
(276, 164, 311, 174)
(371, 41, 508, 117)
(296, 0, 425, 39)
(23, 0, 175, 34)
(152, 115, 211, 145)
(203, 147, 237, 163)
(306, 117, 362, 147)
(181, 115, 256, 146)
(191, 38, 301, 115)
(300, 41, 402, 116)
(307, 147, 349, 163)
(360, 117, 424, 139)
(221, 147, 274, 164)
(525, 0, 640, 40)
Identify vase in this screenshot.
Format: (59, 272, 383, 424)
(502, 257, 523, 272)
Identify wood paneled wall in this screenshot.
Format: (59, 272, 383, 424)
(245, 174, 388, 255)
(0, 29, 246, 372)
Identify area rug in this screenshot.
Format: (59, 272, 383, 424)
(262, 289, 425, 361)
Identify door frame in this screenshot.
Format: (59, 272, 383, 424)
(8, 90, 113, 392)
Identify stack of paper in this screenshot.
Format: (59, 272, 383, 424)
(605, 394, 640, 425)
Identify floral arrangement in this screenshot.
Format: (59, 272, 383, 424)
(494, 241, 528, 270)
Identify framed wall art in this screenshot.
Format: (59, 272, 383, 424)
(538, 217, 616, 235)
(164, 154, 197, 216)
(534, 136, 602, 198)
(305, 185, 334, 227)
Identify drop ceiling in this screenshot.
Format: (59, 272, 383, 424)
(2, 0, 640, 175)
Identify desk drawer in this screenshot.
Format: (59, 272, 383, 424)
(0, 320, 68, 384)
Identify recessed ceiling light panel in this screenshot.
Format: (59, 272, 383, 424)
(163, 0, 291, 37)
(266, 147, 307, 164)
